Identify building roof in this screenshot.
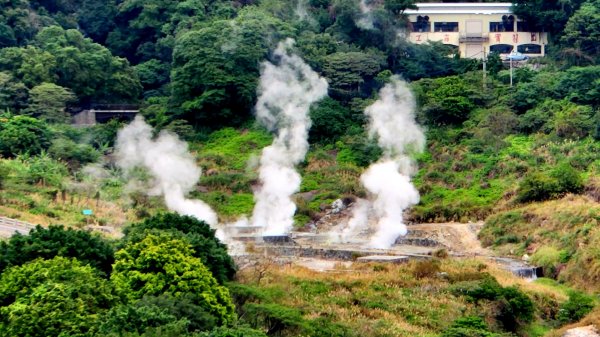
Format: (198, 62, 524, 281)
(405, 3, 513, 15)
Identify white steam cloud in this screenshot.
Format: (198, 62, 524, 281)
(357, 0, 375, 30)
(115, 116, 218, 226)
(357, 77, 425, 249)
(251, 38, 328, 235)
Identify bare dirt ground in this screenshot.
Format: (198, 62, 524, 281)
(408, 222, 490, 256)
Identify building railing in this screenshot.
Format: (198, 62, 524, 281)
(459, 35, 489, 43)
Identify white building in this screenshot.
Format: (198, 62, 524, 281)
(405, 3, 548, 59)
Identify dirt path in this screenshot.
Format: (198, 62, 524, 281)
(408, 222, 491, 256)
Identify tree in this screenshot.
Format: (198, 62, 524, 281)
(122, 213, 236, 283)
(561, 0, 600, 62)
(0, 46, 57, 87)
(322, 51, 385, 99)
(111, 233, 236, 325)
(0, 23, 17, 47)
(309, 97, 353, 142)
(34, 26, 142, 102)
(0, 115, 52, 157)
(0, 257, 115, 337)
(0, 71, 28, 111)
(26, 82, 76, 123)
(96, 293, 219, 335)
(384, 0, 417, 16)
(511, 0, 585, 43)
(170, 7, 293, 128)
(419, 76, 477, 125)
(48, 137, 101, 169)
(0, 225, 115, 276)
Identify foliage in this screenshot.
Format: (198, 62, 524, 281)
(309, 97, 353, 143)
(531, 246, 562, 278)
(511, 0, 585, 43)
(25, 82, 76, 123)
(0, 115, 52, 157)
(516, 164, 583, 203)
(561, 0, 600, 63)
(441, 316, 501, 337)
(0, 225, 115, 275)
(96, 293, 222, 335)
(450, 275, 534, 331)
(0, 257, 115, 337)
(111, 233, 236, 325)
(496, 286, 535, 330)
(48, 137, 101, 169)
(197, 326, 268, 337)
(170, 8, 293, 129)
(322, 50, 385, 99)
(557, 290, 595, 324)
(418, 76, 477, 125)
(122, 213, 236, 283)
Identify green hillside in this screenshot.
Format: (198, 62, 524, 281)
(1, 0, 600, 336)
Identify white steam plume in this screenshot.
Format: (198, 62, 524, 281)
(115, 116, 218, 226)
(336, 198, 370, 243)
(251, 38, 328, 235)
(362, 77, 425, 248)
(357, 0, 375, 30)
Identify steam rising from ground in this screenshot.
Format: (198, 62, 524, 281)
(115, 116, 218, 226)
(251, 38, 328, 235)
(343, 77, 425, 249)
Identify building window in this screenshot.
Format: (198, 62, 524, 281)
(490, 21, 514, 32)
(517, 44, 542, 54)
(434, 22, 458, 32)
(490, 44, 514, 54)
(411, 15, 431, 32)
(517, 21, 531, 32)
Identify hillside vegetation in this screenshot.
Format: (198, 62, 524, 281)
(1, 0, 600, 336)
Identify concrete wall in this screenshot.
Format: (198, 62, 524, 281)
(72, 109, 96, 126)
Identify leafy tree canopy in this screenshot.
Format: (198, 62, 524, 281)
(122, 213, 236, 283)
(0, 115, 52, 157)
(170, 7, 294, 129)
(111, 233, 236, 325)
(0, 257, 115, 337)
(0, 225, 115, 276)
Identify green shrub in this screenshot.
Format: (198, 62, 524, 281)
(48, 137, 100, 169)
(442, 316, 501, 337)
(557, 291, 595, 324)
(0, 225, 115, 276)
(449, 275, 503, 303)
(21, 153, 69, 187)
(516, 171, 559, 203)
(122, 213, 236, 283)
(496, 286, 534, 330)
(412, 259, 441, 279)
(531, 246, 561, 278)
(0, 161, 9, 189)
(0, 115, 52, 157)
(549, 163, 584, 195)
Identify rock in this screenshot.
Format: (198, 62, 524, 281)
(436, 272, 450, 280)
(522, 254, 530, 261)
(563, 326, 600, 337)
(331, 199, 346, 214)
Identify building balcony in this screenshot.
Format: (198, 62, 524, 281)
(459, 35, 489, 43)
